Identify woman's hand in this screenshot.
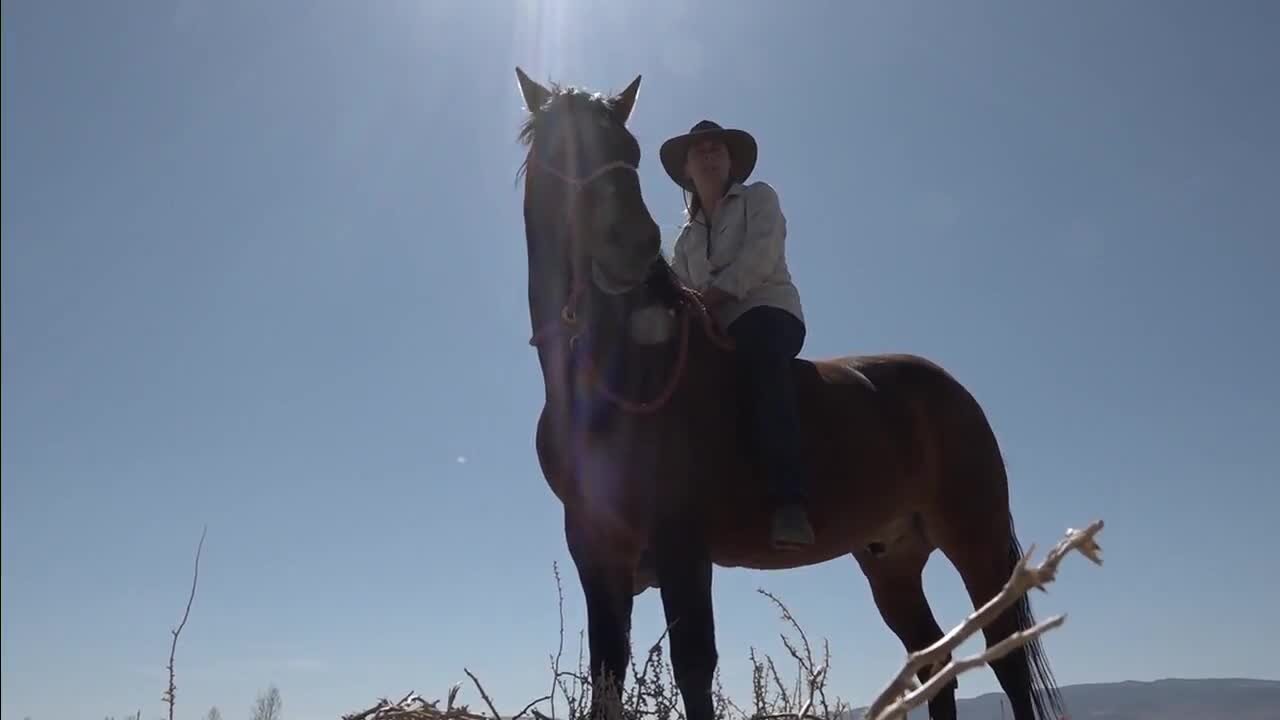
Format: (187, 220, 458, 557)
(700, 287, 734, 308)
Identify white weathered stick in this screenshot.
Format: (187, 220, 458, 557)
(864, 520, 1104, 720)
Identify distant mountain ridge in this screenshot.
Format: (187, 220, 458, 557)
(846, 677, 1280, 719)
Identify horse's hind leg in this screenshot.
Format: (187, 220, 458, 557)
(854, 542, 957, 720)
(934, 510, 1065, 720)
(922, 373, 1066, 720)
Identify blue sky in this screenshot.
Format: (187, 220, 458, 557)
(3, 1, 1278, 718)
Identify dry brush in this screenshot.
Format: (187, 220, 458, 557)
(342, 520, 1105, 720)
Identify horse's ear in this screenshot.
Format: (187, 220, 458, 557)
(516, 67, 552, 113)
(612, 74, 642, 125)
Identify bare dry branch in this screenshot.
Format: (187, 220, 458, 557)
(550, 562, 567, 720)
(864, 519, 1105, 720)
(162, 525, 206, 720)
(342, 692, 491, 720)
(756, 589, 835, 720)
(894, 613, 1066, 716)
(464, 668, 504, 720)
(511, 694, 555, 720)
(765, 655, 792, 711)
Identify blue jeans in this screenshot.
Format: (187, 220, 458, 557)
(725, 306, 808, 507)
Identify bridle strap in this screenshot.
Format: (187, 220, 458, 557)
(535, 157, 638, 188)
(523, 146, 734, 415)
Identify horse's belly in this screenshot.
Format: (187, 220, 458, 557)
(703, 414, 919, 569)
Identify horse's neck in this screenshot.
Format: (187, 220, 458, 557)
(524, 212, 569, 326)
(524, 221, 579, 408)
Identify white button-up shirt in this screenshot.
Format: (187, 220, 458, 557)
(670, 180, 805, 329)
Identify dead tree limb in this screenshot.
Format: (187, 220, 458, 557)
(864, 520, 1105, 720)
(163, 525, 207, 720)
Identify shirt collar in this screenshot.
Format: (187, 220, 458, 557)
(691, 182, 747, 223)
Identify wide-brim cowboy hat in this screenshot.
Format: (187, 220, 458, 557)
(659, 119, 758, 193)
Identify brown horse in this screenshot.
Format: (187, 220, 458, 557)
(514, 68, 1066, 720)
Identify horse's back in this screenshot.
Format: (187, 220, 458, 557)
(801, 351, 958, 391)
(793, 351, 959, 434)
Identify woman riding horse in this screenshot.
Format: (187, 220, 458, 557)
(661, 120, 815, 550)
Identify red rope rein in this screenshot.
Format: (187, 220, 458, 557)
(527, 282, 735, 415)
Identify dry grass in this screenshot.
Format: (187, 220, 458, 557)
(339, 521, 1104, 720)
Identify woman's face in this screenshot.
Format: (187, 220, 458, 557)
(683, 137, 731, 189)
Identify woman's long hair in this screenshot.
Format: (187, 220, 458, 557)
(682, 177, 733, 229)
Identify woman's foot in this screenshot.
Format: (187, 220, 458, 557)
(771, 502, 815, 550)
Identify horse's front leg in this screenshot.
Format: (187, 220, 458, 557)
(566, 509, 636, 720)
(655, 516, 717, 720)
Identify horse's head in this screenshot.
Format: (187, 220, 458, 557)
(516, 68, 662, 314)
(519, 69, 702, 424)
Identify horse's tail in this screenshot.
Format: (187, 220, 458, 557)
(1005, 519, 1067, 720)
